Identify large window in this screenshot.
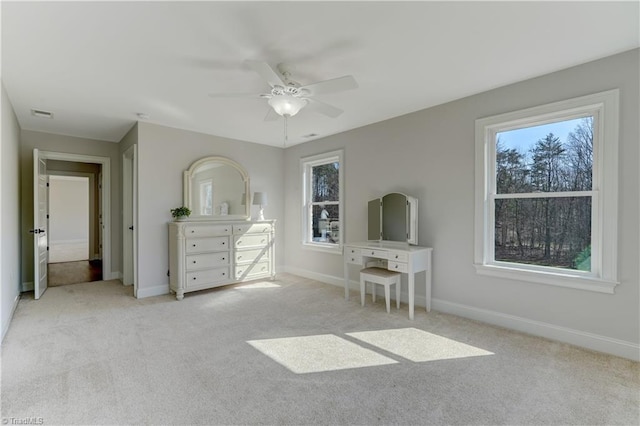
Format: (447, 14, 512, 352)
(301, 150, 344, 252)
(474, 90, 619, 293)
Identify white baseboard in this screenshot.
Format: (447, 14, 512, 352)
(22, 281, 34, 292)
(283, 266, 346, 287)
(433, 298, 639, 361)
(283, 266, 640, 361)
(136, 284, 169, 299)
(1, 294, 20, 344)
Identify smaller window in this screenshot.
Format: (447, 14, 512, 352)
(301, 150, 344, 253)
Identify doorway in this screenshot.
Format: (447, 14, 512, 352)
(47, 173, 103, 286)
(33, 151, 111, 297)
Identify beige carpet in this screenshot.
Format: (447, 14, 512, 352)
(1, 274, 638, 425)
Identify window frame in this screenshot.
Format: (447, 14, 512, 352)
(301, 149, 344, 254)
(474, 90, 619, 293)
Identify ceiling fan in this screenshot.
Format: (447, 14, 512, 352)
(209, 60, 358, 120)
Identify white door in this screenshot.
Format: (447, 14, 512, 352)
(32, 149, 48, 299)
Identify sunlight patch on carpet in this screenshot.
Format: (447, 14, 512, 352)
(347, 328, 494, 362)
(234, 281, 281, 289)
(247, 334, 397, 374)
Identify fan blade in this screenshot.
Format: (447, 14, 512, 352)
(264, 107, 280, 121)
(300, 75, 358, 96)
(305, 98, 343, 118)
(208, 92, 264, 99)
(245, 60, 285, 88)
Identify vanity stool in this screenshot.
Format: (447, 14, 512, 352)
(360, 267, 401, 313)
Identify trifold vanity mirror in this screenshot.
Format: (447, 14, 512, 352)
(183, 156, 250, 220)
(368, 192, 418, 244)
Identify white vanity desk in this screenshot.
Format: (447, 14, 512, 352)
(343, 241, 433, 319)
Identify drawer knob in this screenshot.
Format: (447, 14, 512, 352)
(222, 242, 225, 245)
(222, 257, 225, 261)
(371, 251, 375, 255)
(395, 265, 399, 269)
(193, 277, 197, 280)
(395, 255, 399, 259)
(261, 239, 265, 243)
(191, 230, 194, 233)
(238, 256, 242, 260)
(192, 261, 196, 264)
(192, 244, 196, 247)
(222, 272, 226, 276)
(238, 270, 243, 274)
(237, 241, 242, 245)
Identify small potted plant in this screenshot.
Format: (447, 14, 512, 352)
(170, 206, 191, 221)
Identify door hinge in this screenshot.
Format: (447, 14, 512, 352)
(47, 214, 49, 219)
(46, 182, 50, 187)
(47, 246, 49, 251)
(167, 270, 170, 277)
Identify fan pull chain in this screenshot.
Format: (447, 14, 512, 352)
(283, 115, 288, 147)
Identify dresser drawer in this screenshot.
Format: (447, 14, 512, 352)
(233, 223, 272, 234)
(234, 234, 270, 249)
(235, 248, 269, 264)
(388, 251, 408, 262)
(346, 254, 363, 265)
(388, 261, 408, 273)
(184, 224, 232, 237)
(186, 267, 230, 287)
(186, 252, 229, 271)
(235, 262, 270, 280)
(185, 237, 229, 253)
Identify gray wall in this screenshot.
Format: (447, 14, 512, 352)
(135, 122, 284, 296)
(283, 49, 639, 350)
(19, 130, 122, 284)
(1, 83, 22, 342)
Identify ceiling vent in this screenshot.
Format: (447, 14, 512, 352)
(31, 109, 54, 119)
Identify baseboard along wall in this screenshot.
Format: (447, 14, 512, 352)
(282, 266, 640, 362)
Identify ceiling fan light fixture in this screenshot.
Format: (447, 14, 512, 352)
(268, 94, 307, 117)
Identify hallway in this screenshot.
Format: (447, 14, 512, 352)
(48, 259, 102, 287)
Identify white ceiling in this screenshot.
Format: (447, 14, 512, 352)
(2, 1, 639, 147)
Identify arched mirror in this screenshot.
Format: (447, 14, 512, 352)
(183, 156, 250, 220)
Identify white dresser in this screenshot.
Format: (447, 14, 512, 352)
(168, 220, 275, 300)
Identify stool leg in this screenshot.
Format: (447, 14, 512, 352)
(384, 284, 391, 313)
(395, 279, 401, 310)
(372, 284, 376, 303)
(360, 277, 366, 307)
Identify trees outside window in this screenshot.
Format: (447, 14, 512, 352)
(301, 150, 344, 252)
(474, 90, 619, 293)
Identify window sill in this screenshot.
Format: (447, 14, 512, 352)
(473, 264, 618, 294)
(302, 242, 343, 255)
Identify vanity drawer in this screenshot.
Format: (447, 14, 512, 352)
(388, 251, 408, 262)
(235, 248, 269, 264)
(233, 223, 272, 234)
(186, 252, 229, 270)
(234, 234, 270, 249)
(185, 237, 229, 253)
(186, 267, 230, 287)
(235, 262, 270, 280)
(388, 261, 408, 273)
(364, 249, 388, 259)
(346, 254, 363, 265)
(346, 247, 361, 256)
(184, 224, 232, 237)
